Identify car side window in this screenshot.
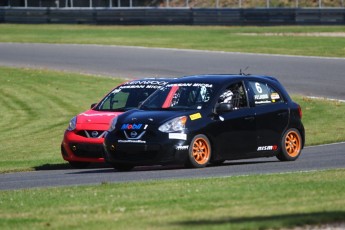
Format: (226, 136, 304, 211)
(248, 81, 283, 106)
(218, 82, 248, 109)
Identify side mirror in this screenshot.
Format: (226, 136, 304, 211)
(215, 103, 233, 114)
(90, 103, 97, 109)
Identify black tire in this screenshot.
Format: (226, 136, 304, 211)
(68, 161, 90, 169)
(112, 163, 134, 172)
(277, 128, 302, 161)
(186, 134, 211, 168)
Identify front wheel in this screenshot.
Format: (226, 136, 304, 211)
(186, 134, 211, 168)
(277, 128, 302, 161)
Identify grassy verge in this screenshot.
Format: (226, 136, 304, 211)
(294, 96, 345, 146)
(0, 66, 344, 173)
(0, 24, 345, 57)
(0, 169, 345, 229)
(0, 67, 123, 172)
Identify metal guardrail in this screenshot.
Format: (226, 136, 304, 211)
(0, 8, 344, 25)
(1, 0, 344, 8)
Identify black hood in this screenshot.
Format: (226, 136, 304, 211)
(117, 109, 192, 126)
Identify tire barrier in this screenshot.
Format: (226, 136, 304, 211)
(0, 8, 344, 25)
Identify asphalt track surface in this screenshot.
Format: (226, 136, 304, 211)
(1, 143, 345, 190)
(0, 43, 344, 190)
(0, 43, 344, 100)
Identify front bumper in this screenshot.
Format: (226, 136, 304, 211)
(103, 136, 190, 166)
(61, 130, 106, 163)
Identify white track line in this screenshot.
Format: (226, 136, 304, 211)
(306, 96, 345, 103)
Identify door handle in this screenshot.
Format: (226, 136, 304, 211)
(244, 116, 255, 121)
(278, 112, 288, 116)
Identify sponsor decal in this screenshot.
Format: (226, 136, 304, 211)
(175, 145, 189, 151)
(254, 94, 269, 100)
(121, 123, 143, 130)
(192, 83, 213, 88)
(124, 80, 168, 86)
(189, 113, 202, 121)
(257, 145, 278, 151)
(169, 133, 187, 140)
(255, 100, 272, 105)
(167, 83, 192, 87)
(271, 93, 280, 100)
(118, 140, 146, 144)
(119, 80, 168, 89)
(166, 83, 213, 88)
(120, 85, 146, 89)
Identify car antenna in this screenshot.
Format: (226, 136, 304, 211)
(239, 66, 249, 76)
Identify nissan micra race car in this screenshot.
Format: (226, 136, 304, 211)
(103, 74, 305, 171)
(61, 78, 172, 168)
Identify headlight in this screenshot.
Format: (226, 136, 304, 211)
(158, 116, 187, 133)
(67, 116, 77, 131)
(108, 117, 118, 132)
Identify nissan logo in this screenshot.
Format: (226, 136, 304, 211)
(130, 131, 138, 138)
(91, 131, 99, 138)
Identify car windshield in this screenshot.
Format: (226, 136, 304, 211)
(95, 83, 162, 112)
(140, 83, 215, 110)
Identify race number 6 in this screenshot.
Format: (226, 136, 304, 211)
(255, 82, 263, 93)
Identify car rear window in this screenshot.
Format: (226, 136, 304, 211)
(248, 81, 283, 106)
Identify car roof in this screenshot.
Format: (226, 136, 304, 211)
(165, 74, 291, 103)
(172, 74, 278, 84)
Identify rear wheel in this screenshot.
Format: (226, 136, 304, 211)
(277, 128, 302, 161)
(186, 134, 211, 168)
(68, 161, 90, 169)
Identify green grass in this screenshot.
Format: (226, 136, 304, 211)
(1, 24, 344, 230)
(0, 24, 345, 57)
(0, 67, 123, 172)
(0, 66, 344, 173)
(0, 169, 345, 229)
(295, 96, 345, 145)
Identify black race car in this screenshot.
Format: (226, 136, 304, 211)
(103, 74, 305, 171)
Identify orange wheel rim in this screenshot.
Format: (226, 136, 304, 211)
(285, 131, 301, 157)
(192, 138, 210, 165)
